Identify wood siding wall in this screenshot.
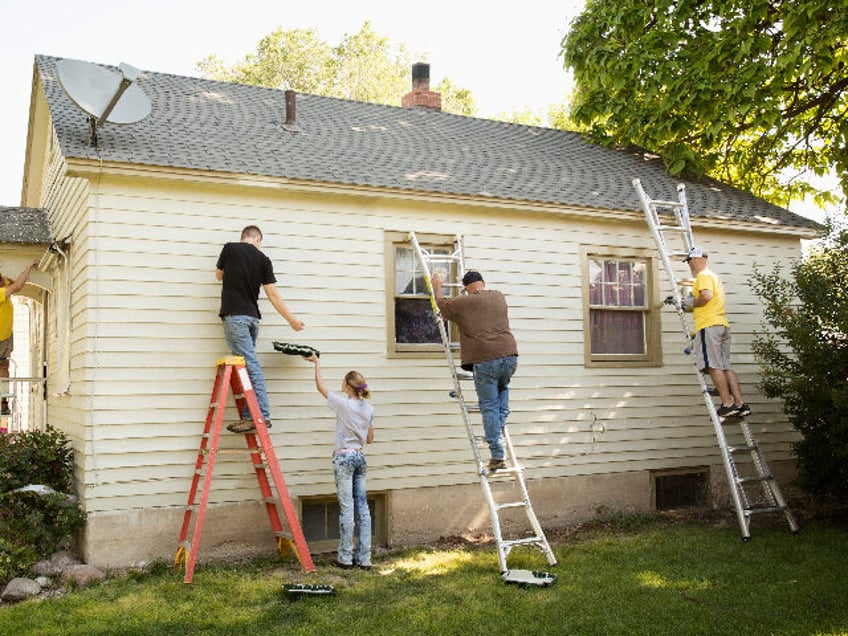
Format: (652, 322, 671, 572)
(30, 161, 802, 517)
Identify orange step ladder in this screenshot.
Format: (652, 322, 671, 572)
(175, 356, 315, 583)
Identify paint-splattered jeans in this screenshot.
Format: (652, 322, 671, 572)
(222, 315, 270, 420)
(473, 355, 518, 461)
(332, 451, 371, 567)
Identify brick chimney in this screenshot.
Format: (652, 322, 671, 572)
(401, 63, 441, 110)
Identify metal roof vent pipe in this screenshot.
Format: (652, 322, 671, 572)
(402, 63, 441, 110)
(283, 89, 299, 132)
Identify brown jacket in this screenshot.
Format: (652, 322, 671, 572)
(437, 289, 518, 368)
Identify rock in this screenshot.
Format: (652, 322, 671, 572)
(61, 564, 105, 588)
(31, 550, 83, 577)
(1, 577, 41, 603)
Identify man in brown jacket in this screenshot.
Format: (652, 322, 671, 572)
(431, 269, 518, 472)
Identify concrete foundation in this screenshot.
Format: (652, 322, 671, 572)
(79, 463, 798, 568)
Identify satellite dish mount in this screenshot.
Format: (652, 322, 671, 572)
(57, 59, 152, 148)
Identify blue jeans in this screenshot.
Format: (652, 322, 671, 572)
(473, 355, 518, 461)
(333, 452, 371, 566)
(222, 315, 270, 420)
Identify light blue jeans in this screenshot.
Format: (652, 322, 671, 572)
(473, 355, 518, 461)
(222, 315, 270, 420)
(333, 452, 371, 567)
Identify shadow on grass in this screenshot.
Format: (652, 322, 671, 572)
(2, 511, 847, 636)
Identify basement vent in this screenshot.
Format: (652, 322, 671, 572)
(652, 468, 708, 511)
(300, 493, 387, 553)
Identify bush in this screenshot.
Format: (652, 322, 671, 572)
(0, 427, 75, 493)
(750, 223, 848, 500)
(0, 427, 86, 579)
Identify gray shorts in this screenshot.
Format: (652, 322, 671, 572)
(0, 335, 12, 361)
(693, 325, 732, 371)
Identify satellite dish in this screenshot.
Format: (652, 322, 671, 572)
(56, 59, 152, 146)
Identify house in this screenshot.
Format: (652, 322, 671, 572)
(0, 206, 52, 432)
(10, 54, 820, 567)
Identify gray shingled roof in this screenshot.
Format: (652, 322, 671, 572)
(34, 54, 819, 232)
(0, 207, 53, 244)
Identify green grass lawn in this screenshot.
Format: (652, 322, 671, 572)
(2, 514, 847, 636)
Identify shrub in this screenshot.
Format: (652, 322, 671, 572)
(0, 427, 75, 493)
(0, 427, 86, 580)
(750, 223, 848, 500)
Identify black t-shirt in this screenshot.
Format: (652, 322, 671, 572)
(217, 242, 276, 319)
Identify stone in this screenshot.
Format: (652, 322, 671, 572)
(31, 550, 83, 576)
(61, 564, 105, 588)
(1, 577, 41, 603)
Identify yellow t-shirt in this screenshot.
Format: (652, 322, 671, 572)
(0, 287, 12, 341)
(692, 268, 729, 332)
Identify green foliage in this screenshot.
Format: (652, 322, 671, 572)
(197, 21, 477, 116)
(750, 225, 848, 498)
(0, 427, 86, 578)
(0, 426, 75, 492)
(0, 520, 846, 635)
(0, 491, 87, 558)
(563, 0, 848, 208)
(0, 537, 37, 584)
(435, 77, 476, 117)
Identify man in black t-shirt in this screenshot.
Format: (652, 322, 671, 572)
(216, 225, 304, 432)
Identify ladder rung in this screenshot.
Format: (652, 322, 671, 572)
(738, 475, 774, 484)
(650, 199, 685, 209)
(501, 536, 546, 549)
(485, 466, 521, 477)
(656, 225, 686, 232)
(728, 445, 758, 453)
(495, 501, 528, 511)
(424, 254, 462, 262)
(745, 506, 787, 516)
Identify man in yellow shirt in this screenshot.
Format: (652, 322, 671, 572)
(0, 261, 38, 415)
(684, 246, 750, 419)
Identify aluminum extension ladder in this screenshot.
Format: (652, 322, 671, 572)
(633, 178, 799, 540)
(408, 232, 557, 577)
(175, 356, 316, 582)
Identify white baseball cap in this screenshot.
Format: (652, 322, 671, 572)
(684, 246, 708, 262)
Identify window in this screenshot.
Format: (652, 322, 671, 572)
(385, 231, 456, 356)
(583, 246, 661, 366)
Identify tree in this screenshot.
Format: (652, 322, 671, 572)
(749, 224, 848, 499)
(197, 21, 477, 115)
(197, 27, 333, 94)
(562, 0, 848, 209)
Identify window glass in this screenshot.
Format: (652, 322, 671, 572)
(393, 244, 452, 346)
(588, 256, 648, 356)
